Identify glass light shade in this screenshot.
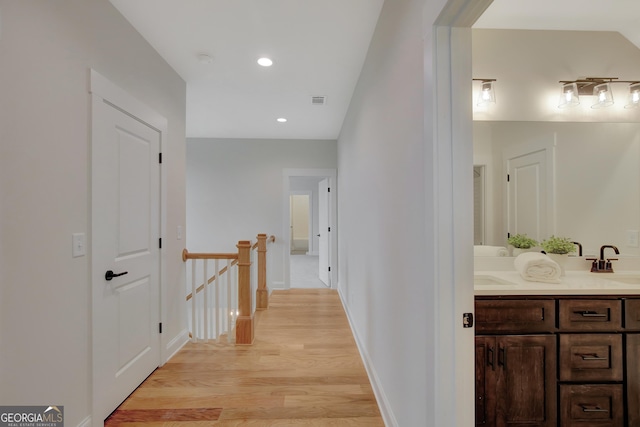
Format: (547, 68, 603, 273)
(558, 83, 580, 108)
(625, 83, 640, 109)
(591, 82, 614, 108)
(477, 81, 496, 106)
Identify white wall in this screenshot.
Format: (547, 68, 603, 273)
(0, 1, 187, 425)
(186, 138, 337, 286)
(337, 0, 432, 424)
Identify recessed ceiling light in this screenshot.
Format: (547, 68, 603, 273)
(197, 53, 213, 64)
(257, 57, 273, 67)
(277, 118, 287, 123)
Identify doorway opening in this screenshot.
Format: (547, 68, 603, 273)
(282, 169, 337, 290)
(288, 183, 329, 288)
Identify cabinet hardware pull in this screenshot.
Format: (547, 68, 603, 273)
(578, 353, 608, 361)
(498, 347, 505, 367)
(580, 405, 609, 413)
(576, 310, 607, 318)
(487, 347, 495, 370)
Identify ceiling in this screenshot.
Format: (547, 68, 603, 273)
(109, 0, 384, 140)
(110, 0, 640, 140)
(474, 0, 640, 50)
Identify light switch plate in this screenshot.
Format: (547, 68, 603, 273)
(627, 230, 639, 248)
(72, 233, 86, 257)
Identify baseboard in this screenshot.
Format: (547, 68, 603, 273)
(163, 328, 190, 364)
(338, 287, 398, 427)
(76, 415, 91, 427)
(271, 281, 285, 290)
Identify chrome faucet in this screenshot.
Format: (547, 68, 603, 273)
(587, 245, 620, 273)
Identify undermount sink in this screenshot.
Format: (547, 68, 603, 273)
(474, 275, 515, 286)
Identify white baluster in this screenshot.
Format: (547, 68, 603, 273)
(203, 259, 209, 342)
(214, 259, 219, 342)
(191, 260, 197, 342)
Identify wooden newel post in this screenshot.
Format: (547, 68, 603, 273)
(236, 240, 254, 344)
(256, 234, 269, 310)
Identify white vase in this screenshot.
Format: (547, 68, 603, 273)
(546, 253, 568, 277)
(512, 247, 533, 257)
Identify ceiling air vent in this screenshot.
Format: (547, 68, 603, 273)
(311, 96, 326, 106)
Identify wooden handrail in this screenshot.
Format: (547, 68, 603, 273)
(251, 235, 275, 250)
(182, 248, 239, 261)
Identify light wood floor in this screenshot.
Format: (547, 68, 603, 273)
(105, 289, 384, 426)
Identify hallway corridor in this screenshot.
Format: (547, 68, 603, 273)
(105, 289, 383, 426)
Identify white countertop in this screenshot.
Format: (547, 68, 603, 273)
(475, 270, 640, 296)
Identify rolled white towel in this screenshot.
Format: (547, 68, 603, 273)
(474, 245, 509, 257)
(514, 252, 561, 283)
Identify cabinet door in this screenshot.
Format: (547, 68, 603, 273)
(496, 335, 557, 427)
(476, 336, 497, 425)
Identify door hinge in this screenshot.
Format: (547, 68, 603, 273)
(159, 152, 163, 164)
(328, 266, 331, 272)
(328, 227, 331, 232)
(159, 238, 162, 249)
(507, 232, 511, 238)
(159, 322, 163, 334)
(328, 187, 330, 192)
(463, 313, 474, 328)
(507, 174, 510, 182)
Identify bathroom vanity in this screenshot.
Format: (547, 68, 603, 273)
(474, 272, 640, 427)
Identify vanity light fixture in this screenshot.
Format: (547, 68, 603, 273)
(558, 77, 640, 109)
(591, 82, 614, 109)
(473, 79, 496, 106)
(558, 82, 580, 108)
(625, 82, 640, 109)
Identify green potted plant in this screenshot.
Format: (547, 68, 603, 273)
(507, 234, 538, 256)
(540, 235, 575, 254)
(541, 235, 576, 277)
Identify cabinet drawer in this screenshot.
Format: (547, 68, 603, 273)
(626, 299, 640, 330)
(559, 334, 623, 382)
(560, 384, 623, 427)
(475, 300, 556, 333)
(559, 300, 621, 331)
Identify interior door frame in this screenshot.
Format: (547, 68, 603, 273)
(428, 0, 494, 425)
(282, 169, 337, 289)
(89, 69, 168, 425)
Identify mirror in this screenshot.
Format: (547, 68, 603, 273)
(471, 28, 640, 259)
(473, 121, 640, 258)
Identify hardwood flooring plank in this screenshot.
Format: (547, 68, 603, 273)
(104, 289, 383, 426)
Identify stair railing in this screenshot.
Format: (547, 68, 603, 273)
(182, 234, 275, 345)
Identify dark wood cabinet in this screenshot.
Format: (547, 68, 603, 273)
(476, 299, 557, 426)
(476, 296, 640, 427)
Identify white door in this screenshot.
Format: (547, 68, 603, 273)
(318, 179, 330, 285)
(507, 150, 548, 242)
(92, 96, 160, 422)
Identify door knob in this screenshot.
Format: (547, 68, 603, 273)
(105, 270, 128, 281)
